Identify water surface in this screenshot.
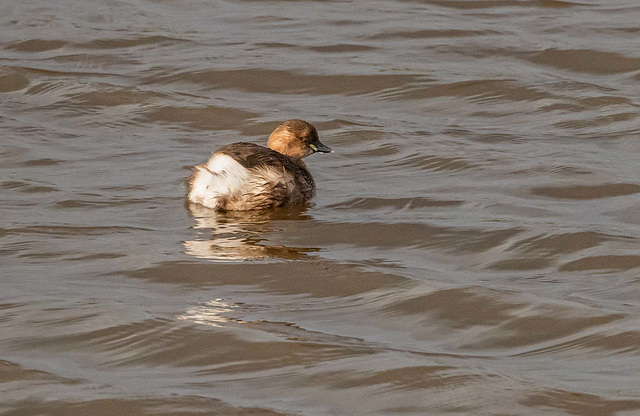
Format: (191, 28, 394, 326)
(2, 0, 640, 415)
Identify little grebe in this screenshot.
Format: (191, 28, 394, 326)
(187, 119, 331, 211)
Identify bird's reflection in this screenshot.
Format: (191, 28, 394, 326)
(184, 203, 318, 261)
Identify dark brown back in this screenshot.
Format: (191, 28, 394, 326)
(218, 142, 315, 194)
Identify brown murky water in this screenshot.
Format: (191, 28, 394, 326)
(2, 1, 640, 415)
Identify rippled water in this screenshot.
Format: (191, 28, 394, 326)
(3, 0, 640, 415)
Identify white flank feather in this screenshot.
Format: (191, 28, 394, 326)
(187, 154, 250, 209)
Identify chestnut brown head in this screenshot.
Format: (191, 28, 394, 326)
(267, 119, 332, 159)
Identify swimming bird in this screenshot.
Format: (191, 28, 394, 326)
(187, 119, 332, 211)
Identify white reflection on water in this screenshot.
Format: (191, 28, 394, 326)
(178, 298, 241, 327)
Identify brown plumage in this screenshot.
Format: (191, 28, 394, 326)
(187, 120, 331, 211)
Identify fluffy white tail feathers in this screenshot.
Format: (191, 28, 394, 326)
(187, 154, 250, 209)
